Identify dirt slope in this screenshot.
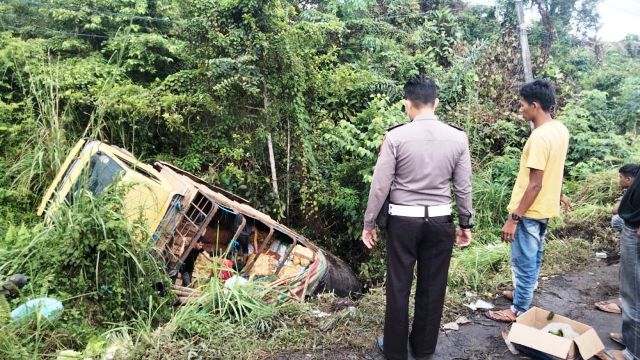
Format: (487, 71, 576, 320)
(272, 260, 623, 360)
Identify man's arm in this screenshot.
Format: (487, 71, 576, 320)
(362, 135, 396, 248)
(514, 169, 544, 215)
(612, 201, 620, 215)
(501, 169, 544, 241)
(560, 193, 572, 210)
(452, 135, 473, 247)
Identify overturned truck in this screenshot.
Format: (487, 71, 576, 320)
(38, 139, 362, 301)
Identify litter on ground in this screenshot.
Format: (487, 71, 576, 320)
(312, 309, 331, 318)
(443, 322, 459, 331)
(464, 299, 494, 311)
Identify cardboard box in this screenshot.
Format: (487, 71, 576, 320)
(508, 307, 605, 360)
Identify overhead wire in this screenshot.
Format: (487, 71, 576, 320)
(13, 0, 183, 25)
(0, 1, 463, 53)
(1, 24, 112, 39)
(11, 0, 441, 26)
(0, 22, 415, 55)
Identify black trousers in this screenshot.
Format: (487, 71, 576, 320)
(383, 215, 455, 360)
(180, 270, 193, 287)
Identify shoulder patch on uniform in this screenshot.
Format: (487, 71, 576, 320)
(386, 123, 407, 133)
(446, 123, 465, 132)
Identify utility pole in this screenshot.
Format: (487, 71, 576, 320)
(515, 0, 535, 130)
(516, 0, 534, 83)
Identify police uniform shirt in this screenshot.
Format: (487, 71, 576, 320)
(363, 114, 473, 230)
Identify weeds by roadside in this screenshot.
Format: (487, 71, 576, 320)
(0, 184, 172, 359)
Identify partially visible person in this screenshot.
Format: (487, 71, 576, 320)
(595, 164, 639, 317)
(486, 80, 570, 323)
(180, 238, 205, 287)
(601, 166, 640, 360)
(612, 164, 640, 232)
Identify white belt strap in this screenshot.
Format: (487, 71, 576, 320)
(388, 203, 452, 217)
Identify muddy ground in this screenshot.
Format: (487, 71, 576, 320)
(272, 259, 623, 360)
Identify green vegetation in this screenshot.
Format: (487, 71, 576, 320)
(0, 0, 639, 358)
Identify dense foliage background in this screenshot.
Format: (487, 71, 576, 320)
(0, 0, 639, 358)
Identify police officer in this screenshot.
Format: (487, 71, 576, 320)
(362, 75, 473, 360)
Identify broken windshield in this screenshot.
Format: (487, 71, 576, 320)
(87, 152, 124, 195)
(66, 152, 124, 203)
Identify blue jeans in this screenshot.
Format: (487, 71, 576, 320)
(612, 214, 625, 233)
(511, 217, 548, 314)
(621, 224, 640, 360)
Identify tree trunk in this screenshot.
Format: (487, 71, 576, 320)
(264, 83, 279, 197)
(515, 0, 534, 83)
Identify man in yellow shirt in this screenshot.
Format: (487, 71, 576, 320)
(487, 80, 570, 322)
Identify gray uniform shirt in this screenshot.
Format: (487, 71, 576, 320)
(363, 114, 473, 230)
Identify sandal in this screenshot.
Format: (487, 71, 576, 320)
(610, 332, 625, 346)
(485, 308, 517, 323)
(595, 299, 622, 314)
(502, 290, 513, 301)
(595, 349, 627, 360)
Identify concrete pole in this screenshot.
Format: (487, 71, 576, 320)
(515, 0, 535, 130)
(516, 0, 534, 83)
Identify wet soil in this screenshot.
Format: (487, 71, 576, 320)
(272, 260, 623, 360)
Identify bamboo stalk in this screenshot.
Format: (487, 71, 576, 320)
(172, 288, 200, 298)
(172, 284, 198, 293)
(300, 266, 312, 302)
(288, 288, 300, 302)
(265, 275, 296, 288)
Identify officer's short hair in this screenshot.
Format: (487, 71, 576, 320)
(519, 79, 556, 112)
(404, 75, 437, 107)
(620, 164, 640, 178)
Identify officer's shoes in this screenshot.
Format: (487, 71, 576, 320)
(375, 336, 435, 360)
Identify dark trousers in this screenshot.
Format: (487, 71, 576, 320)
(180, 271, 193, 287)
(383, 215, 455, 360)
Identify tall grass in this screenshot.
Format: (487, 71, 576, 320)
(472, 174, 512, 242)
(134, 279, 310, 359)
(7, 43, 130, 199)
(471, 156, 517, 244)
(566, 169, 620, 207)
(0, 184, 172, 358)
(449, 243, 510, 292)
(8, 64, 70, 196)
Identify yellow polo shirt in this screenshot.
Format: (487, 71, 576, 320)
(507, 120, 570, 219)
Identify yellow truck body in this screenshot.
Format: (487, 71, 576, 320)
(37, 139, 176, 238)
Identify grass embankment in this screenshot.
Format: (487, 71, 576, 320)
(0, 167, 622, 359)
